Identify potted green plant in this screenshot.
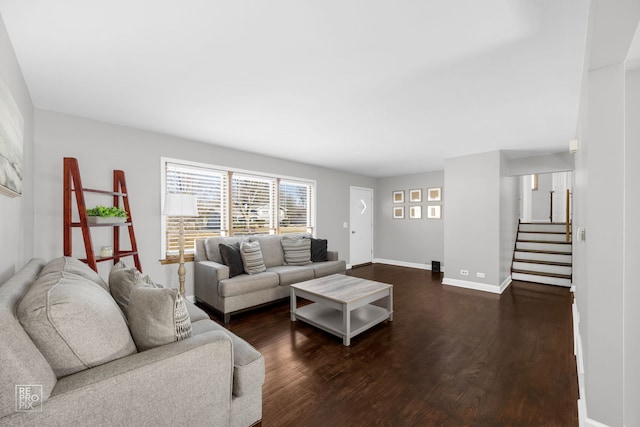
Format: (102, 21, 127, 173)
(86, 205, 128, 224)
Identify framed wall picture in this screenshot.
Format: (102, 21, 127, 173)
(0, 74, 24, 197)
(409, 205, 422, 219)
(393, 206, 405, 219)
(427, 187, 441, 202)
(409, 189, 422, 202)
(393, 190, 404, 204)
(427, 205, 441, 219)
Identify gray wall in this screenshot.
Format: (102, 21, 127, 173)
(624, 67, 640, 427)
(0, 16, 35, 284)
(374, 171, 444, 268)
(499, 153, 519, 285)
(33, 110, 375, 296)
(443, 151, 500, 286)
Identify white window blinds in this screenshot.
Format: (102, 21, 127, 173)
(162, 158, 315, 258)
(165, 162, 228, 254)
(279, 180, 313, 234)
(231, 174, 276, 235)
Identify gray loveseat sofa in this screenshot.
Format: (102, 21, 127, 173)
(0, 257, 264, 427)
(195, 234, 346, 323)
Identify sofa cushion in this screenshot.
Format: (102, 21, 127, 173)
(310, 238, 328, 262)
(0, 259, 57, 418)
(191, 319, 265, 397)
(39, 256, 108, 291)
(218, 272, 279, 297)
(313, 260, 347, 278)
(266, 265, 315, 286)
(128, 287, 192, 351)
(251, 235, 285, 267)
(219, 243, 244, 278)
(109, 262, 161, 317)
(17, 271, 137, 378)
(240, 241, 267, 274)
(281, 236, 312, 266)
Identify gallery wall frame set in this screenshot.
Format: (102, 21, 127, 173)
(392, 187, 442, 220)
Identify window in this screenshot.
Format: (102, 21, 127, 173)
(164, 162, 228, 256)
(279, 180, 313, 233)
(232, 174, 276, 235)
(162, 158, 315, 258)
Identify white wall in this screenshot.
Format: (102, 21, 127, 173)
(581, 60, 625, 427)
(33, 110, 375, 296)
(624, 66, 640, 427)
(531, 172, 553, 221)
(0, 15, 34, 284)
(443, 151, 500, 289)
(374, 171, 444, 269)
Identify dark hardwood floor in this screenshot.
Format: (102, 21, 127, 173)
(211, 264, 579, 426)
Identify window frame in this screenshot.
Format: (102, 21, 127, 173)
(160, 157, 316, 260)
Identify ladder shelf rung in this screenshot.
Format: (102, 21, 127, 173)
(70, 222, 133, 227)
(72, 187, 127, 197)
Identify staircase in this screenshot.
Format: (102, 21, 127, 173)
(511, 222, 572, 287)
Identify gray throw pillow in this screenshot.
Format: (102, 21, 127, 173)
(109, 262, 162, 318)
(127, 287, 193, 351)
(240, 241, 267, 274)
(39, 256, 108, 290)
(219, 242, 244, 277)
(281, 237, 312, 266)
(17, 271, 137, 378)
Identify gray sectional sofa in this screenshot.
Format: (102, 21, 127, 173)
(195, 234, 346, 323)
(1, 257, 264, 427)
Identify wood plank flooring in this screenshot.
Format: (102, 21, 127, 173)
(207, 264, 579, 426)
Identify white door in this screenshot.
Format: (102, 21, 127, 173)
(349, 187, 373, 266)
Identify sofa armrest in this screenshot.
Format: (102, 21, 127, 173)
(7, 331, 233, 426)
(327, 251, 339, 261)
(195, 260, 229, 308)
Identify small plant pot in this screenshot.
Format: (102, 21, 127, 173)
(87, 216, 127, 224)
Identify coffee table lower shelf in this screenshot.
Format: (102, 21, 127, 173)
(293, 303, 391, 345)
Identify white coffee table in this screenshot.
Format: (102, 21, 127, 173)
(290, 274, 393, 346)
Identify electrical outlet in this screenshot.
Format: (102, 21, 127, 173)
(460, 269, 469, 276)
(477, 272, 485, 278)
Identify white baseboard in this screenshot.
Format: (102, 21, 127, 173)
(441, 276, 511, 294)
(373, 258, 442, 271)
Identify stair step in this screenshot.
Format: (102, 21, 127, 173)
(511, 269, 572, 280)
(513, 258, 572, 267)
(520, 222, 568, 225)
(511, 272, 572, 287)
(519, 230, 570, 235)
(517, 239, 572, 244)
(519, 223, 569, 233)
(515, 248, 572, 256)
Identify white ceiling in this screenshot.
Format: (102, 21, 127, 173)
(0, 0, 589, 177)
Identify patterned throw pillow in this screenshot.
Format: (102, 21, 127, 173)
(281, 237, 312, 266)
(240, 241, 267, 274)
(127, 287, 192, 351)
